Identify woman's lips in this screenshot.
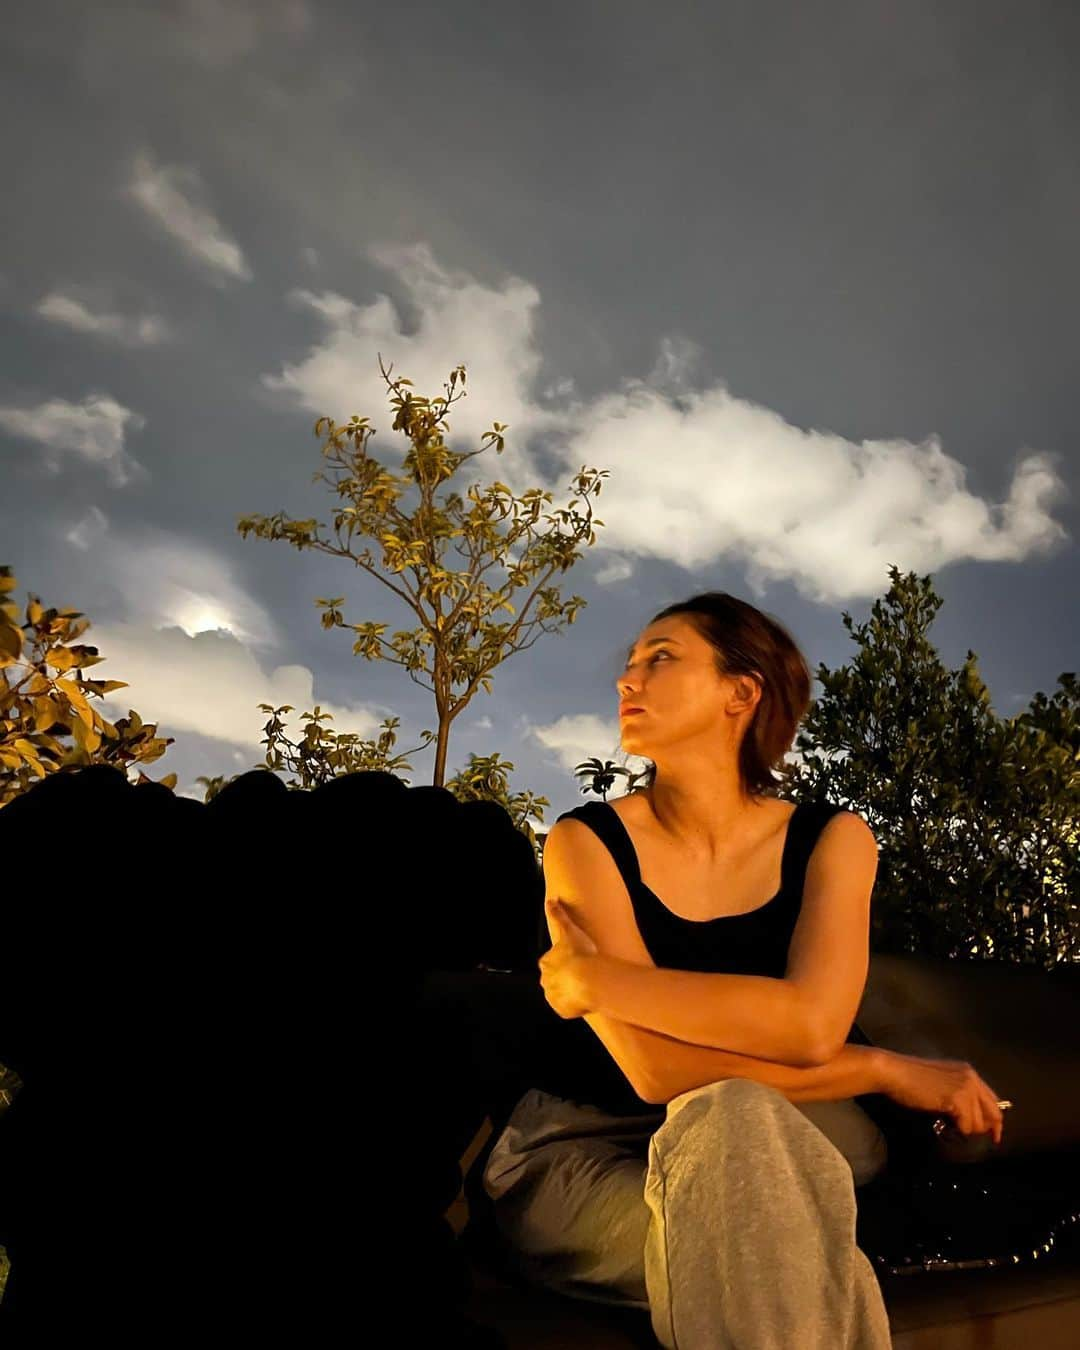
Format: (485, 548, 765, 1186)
(620, 709, 646, 718)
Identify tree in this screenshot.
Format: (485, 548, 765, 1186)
(572, 756, 649, 803)
(197, 712, 554, 864)
(236, 356, 609, 854)
(0, 566, 176, 807)
(253, 705, 419, 789)
(442, 748, 551, 846)
(783, 565, 1077, 969)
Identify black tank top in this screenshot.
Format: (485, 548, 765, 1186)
(541, 796, 879, 1115)
(553, 797, 851, 980)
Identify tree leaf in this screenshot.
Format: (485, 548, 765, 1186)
(56, 678, 94, 728)
(72, 717, 102, 753)
(32, 697, 65, 732)
(0, 626, 22, 662)
(44, 647, 76, 672)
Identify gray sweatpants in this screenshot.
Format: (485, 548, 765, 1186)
(482, 1077, 893, 1349)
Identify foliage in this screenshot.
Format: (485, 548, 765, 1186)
(0, 566, 176, 807)
(193, 706, 434, 802)
(236, 355, 607, 848)
(253, 705, 429, 790)
(782, 565, 1077, 969)
(572, 756, 649, 805)
(194, 773, 231, 804)
(198, 710, 554, 861)
(442, 749, 551, 860)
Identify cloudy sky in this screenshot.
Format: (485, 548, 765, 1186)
(2, 0, 1076, 818)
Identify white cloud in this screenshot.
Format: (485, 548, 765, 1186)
(526, 711, 650, 789)
(558, 384, 1070, 604)
(51, 517, 395, 794)
(259, 242, 1069, 605)
(88, 621, 385, 755)
(0, 393, 147, 487)
(60, 521, 280, 650)
(593, 556, 636, 586)
(173, 0, 313, 68)
(35, 291, 172, 345)
(261, 241, 556, 451)
(126, 149, 252, 283)
(65, 505, 110, 551)
(541, 376, 577, 402)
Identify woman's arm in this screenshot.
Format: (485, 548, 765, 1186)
(584, 955, 822, 1066)
(614, 1016, 887, 1106)
(577, 811, 881, 1070)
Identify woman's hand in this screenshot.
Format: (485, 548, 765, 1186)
(878, 1051, 1006, 1145)
(538, 897, 600, 1020)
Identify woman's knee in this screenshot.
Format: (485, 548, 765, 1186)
(665, 1075, 786, 1120)
(793, 1098, 889, 1188)
(656, 1078, 853, 1173)
(653, 1078, 791, 1153)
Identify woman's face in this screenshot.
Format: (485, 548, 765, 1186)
(616, 615, 760, 759)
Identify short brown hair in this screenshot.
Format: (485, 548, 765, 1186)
(631, 592, 812, 797)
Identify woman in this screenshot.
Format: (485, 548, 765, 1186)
(481, 591, 1005, 1350)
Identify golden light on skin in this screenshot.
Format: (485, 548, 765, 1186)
(618, 634, 682, 742)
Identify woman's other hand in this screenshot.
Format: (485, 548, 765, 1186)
(538, 897, 599, 1019)
(879, 1051, 1006, 1145)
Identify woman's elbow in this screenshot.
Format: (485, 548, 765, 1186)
(635, 1078, 663, 1106)
(804, 1024, 840, 1068)
(628, 1061, 664, 1105)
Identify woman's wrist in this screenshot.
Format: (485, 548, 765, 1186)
(869, 1046, 897, 1095)
(580, 952, 615, 1016)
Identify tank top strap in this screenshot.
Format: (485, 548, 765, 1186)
(553, 801, 643, 897)
(554, 797, 853, 905)
(782, 800, 852, 896)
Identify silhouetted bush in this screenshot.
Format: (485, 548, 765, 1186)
(0, 764, 548, 1338)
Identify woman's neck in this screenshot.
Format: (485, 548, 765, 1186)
(642, 777, 767, 859)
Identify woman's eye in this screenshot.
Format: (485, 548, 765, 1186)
(623, 650, 671, 672)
